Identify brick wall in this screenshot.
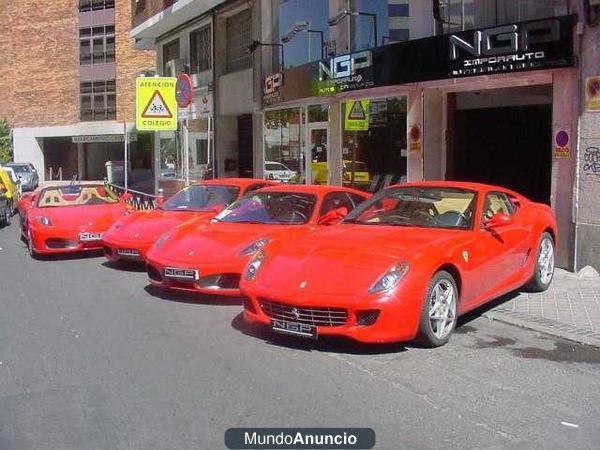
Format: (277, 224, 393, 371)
(1, 0, 79, 128)
(0, 4, 14, 123)
(116, 0, 156, 122)
(132, 0, 177, 29)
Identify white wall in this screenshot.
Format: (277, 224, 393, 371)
(12, 130, 45, 181)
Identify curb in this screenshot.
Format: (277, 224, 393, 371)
(482, 309, 600, 349)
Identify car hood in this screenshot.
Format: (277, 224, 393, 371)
(31, 204, 127, 230)
(105, 208, 211, 243)
(255, 225, 461, 296)
(151, 222, 310, 265)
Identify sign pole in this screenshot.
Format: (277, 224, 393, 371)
(184, 119, 190, 186)
(209, 115, 212, 176)
(123, 122, 129, 191)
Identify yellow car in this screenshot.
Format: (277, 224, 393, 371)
(342, 160, 370, 188)
(0, 177, 11, 225)
(0, 167, 21, 213)
(311, 161, 328, 184)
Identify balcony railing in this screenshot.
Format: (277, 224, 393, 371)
(435, 0, 569, 33)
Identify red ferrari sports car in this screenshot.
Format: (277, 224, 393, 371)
(145, 185, 369, 296)
(19, 184, 130, 257)
(240, 182, 557, 347)
(103, 178, 275, 262)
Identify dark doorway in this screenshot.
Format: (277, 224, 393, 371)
(450, 103, 552, 204)
(237, 115, 253, 178)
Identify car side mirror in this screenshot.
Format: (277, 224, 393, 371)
(155, 188, 165, 207)
(484, 213, 513, 229)
(318, 206, 349, 226)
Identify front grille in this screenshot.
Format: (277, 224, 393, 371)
(46, 238, 78, 249)
(147, 265, 163, 283)
(259, 299, 348, 327)
(197, 273, 241, 290)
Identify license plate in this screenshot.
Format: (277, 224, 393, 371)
(79, 232, 102, 242)
(164, 267, 199, 281)
(271, 319, 317, 339)
(117, 248, 140, 258)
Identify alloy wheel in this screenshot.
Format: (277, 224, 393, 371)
(428, 279, 457, 340)
(538, 236, 554, 285)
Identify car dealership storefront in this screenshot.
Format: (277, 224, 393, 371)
(261, 15, 578, 268)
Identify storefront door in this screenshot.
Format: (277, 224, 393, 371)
(307, 124, 328, 185)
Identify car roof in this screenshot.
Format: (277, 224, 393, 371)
(257, 183, 369, 197)
(194, 178, 277, 189)
(388, 181, 525, 197)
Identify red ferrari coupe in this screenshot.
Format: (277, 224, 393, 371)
(145, 185, 369, 296)
(240, 182, 557, 347)
(19, 184, 130, 257)
(103, 178, 275, 262)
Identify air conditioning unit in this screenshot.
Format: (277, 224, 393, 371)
(165, 58, 185, 77)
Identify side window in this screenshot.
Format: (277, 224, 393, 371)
(482, 192, 515, 222)
(244, 183, 269, 195)
(319, 192, 355, 217)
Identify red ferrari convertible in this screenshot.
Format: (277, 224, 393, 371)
(240, 182, 557, 347)
(19, 184, 129, 257)
(145, 185, 369, 296)
(103, 178, 275, 262)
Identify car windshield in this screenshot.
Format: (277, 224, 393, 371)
(160, 185, 239, 212)
(214, 192, 316, 225)
(8, 164, 30, 174)
(37, 185, 118, 208)
(266, 163, 288, 171)
(344, 186, 476, 229)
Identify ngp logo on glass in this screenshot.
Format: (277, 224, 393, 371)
(225, 428, 375, 449)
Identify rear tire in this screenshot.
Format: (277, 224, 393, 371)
(4, 205, 11, 225)
(525, 232, 554, 292)
(416, 270, 458, 348)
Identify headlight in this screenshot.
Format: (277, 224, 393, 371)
(239, 238, 269, 256)
(154, 232, 172, 250)
(37, 216, 52, 226)
(245, 250, 265, 280)
(369, 262, 409, 294)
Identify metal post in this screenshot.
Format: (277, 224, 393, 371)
(207, 115, 212, 179)
(123, 122, 129, 191)
(184, 118, 190, 186)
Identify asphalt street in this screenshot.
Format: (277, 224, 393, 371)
(1, 221, 599, 450)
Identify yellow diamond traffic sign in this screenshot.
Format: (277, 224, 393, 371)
(136, 77, 178, 131)
(344, 100, 370, 131)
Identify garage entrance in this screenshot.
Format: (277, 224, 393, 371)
(446, 85, 552, 204)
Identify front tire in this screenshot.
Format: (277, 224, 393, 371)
(525, 232, 554, 292)
(27, 228, 38, 259)
(416, 270, 458, 348)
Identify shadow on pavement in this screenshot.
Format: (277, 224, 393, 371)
(101, 260, 147, 273)
(457, 290, 521, 328)
(143, 285, 242, 306)
(230, 313, 408, 355)
(32, 249, 105, 261)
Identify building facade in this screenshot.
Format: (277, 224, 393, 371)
(131, 0, 600, 272)
(1, 0, 155, 189)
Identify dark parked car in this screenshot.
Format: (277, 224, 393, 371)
(5, 162, 39, 192)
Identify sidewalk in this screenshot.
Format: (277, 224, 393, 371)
(483, 268, 600, 348)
